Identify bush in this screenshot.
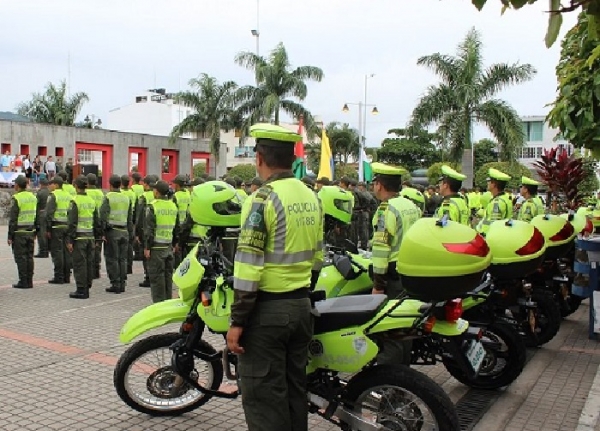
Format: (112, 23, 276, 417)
(427, 162, 461, 185)
(474, 161, 532, 190)
(227, 164, 256, 182)
(580, 157, 600, 197)
(334, 164, 358, 181)
(192, 161, 207, 178)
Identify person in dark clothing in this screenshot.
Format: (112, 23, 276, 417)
(35, 178, 50, 257)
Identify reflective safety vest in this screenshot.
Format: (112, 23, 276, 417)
(500, 192, 514, 219)
(190, 223, 208, 240)
(533, 196, 545, 214)
(121, 188, 137, 208)
(106, 191, 130, 227)
(467, 192, 481, 210)
(436, 195, 470, 225)
(52, 189, 73, 223)
(13, 191, 37, 228)
(143, 190, 155, 206)
(86, 188, 105, 210)
(63, 183, 77, 197)
(131, 184, 144, 198)
(479, 191, 493, 210)
(478, 195, 510, 234)
(234, 177, 324, 294)
(174, 190, 191, 223)
(151, 199, 178, 244)
(74, 194, 96, 235)
(371, 196, 421, 275)
(236, 188, 248, 205)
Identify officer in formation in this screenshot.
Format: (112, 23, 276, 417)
(436, 165, 470, 225)
(400, 187, 426, 216)
(130, 172, 145, 261)
(136, 175, 159, 288)
(59, 171, 77, 196)
(120, 175, 137, 274)
(86, 173, 105, 279)
(100, 175, 133, 293)
(171, 175, 191, 268)
(370, 162, 421, 365)
(46, 176, 73, 284)
(227, 123, 323, 431)
(478, 168, 512, 234)
(8, 176, 38, 289)
(517, 176, 545, 222)
(35, 178, 50, 258)
(144, 180, 179, 303)
(66, 175, 101, 299)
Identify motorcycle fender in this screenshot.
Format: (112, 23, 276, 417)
(119, 299, 189, 344)
(432, 318, 469, 336)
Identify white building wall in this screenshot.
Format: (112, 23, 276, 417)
(518, 115, 573, 169)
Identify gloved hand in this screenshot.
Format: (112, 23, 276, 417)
(309, 270, 320, 291)
(372, 273, 388, 295)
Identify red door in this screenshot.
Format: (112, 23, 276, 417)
(75, 142, 113, 189)
(161, 149, 179, 183)
(128, 147, 147, 178)
(190, 151, 210, 178)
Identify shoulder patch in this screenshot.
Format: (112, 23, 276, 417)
(255, 184, 273, 201)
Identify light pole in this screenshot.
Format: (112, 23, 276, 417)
(342, 74, 378, 181)
(250, 0, 260, 56)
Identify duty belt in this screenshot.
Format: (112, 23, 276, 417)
(257, 288, 310, 302)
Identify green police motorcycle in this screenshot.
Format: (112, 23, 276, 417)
(113, 181, 464, 431)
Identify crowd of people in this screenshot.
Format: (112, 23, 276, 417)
(0, 151, 75, 188)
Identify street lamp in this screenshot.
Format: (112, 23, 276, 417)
(250, 0, 260, 56)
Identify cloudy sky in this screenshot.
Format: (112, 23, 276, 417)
(1, 0, 577, 147)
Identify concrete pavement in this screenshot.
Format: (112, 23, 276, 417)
(1, 224, 600, 430)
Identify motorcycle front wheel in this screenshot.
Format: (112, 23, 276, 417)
(113, 332, 224, 416)
(442, 323, 526, 390)
(341, 364, 459, 431)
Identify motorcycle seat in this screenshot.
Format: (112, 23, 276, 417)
(313, 294, 387, 334)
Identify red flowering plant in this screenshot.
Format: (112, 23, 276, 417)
(532, 147, 585, 213)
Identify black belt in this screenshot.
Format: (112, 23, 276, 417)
(257, 288, 309, 302)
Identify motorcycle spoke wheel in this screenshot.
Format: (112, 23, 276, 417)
(114, 333, 224, 416)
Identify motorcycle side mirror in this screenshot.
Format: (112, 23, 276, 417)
(333, 254, 355, 280)
(343, 239, 359, 255)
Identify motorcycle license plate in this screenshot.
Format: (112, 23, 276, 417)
(466, 340, 485, 373)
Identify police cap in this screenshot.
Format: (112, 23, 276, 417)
(316, 177, 331, 185)
(58, 171, 67, 180)
(132, 172, 142, 181)
(250, 123, 301, 147)
(39, 178, 49, 186)
(14, 176, 27, 188)
(487, 168, 511, 182)
(50, 176, 63, 186)
(153, 180, 170, 195)
(251, 177, 264, 186)
(109, 174, 122, 187)
(301, 176, 314, 187)
(74, 175, 88, 189)
(521, 176, 541, 186)
(173, 174, 187, 186)
(143, 175, 157, 186)
(371, 162, 408, 179)
(440, 165, 466, 182)
(191, 177, 205, 186)
(120, 175, 130, 186)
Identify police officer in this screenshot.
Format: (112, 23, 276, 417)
(172, 175, 191, 268)
(370, 162, 421, 365)
(227, 123, 323, 431)
(8, 176, 37, 289)
(144, 180, 180, 303)
(60, 171, 77, 197)
(436, 165, 470, 225)
(517, 176, 545, 222)
(101, 175, 132, 293)
(234, 176, 249, 202)
(136, 175, 158, 287)
(34, 178, 50, 258)
(339, 176, 359, 246)
(120, 175, 137, 274)
(46, 176, 73, 284)
(66, 175, 100, 299)
(401, 187, 426, 216)
(478, 168, 512, 235)
(250, 177, 263, 193)
(130, 172, 145, 261)
(86, 173, 105, 279)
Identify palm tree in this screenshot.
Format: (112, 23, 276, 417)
(170, 73, 238, 159)
(16, 80, 89, 126)
(325, 122, 360, 164)
(234, 42, 323, 135)
(409, 28, 536, 180)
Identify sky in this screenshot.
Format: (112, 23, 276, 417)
(0, 0, 577, 147)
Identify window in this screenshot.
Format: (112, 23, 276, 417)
(536, 147, 543, 158)
(77, 149, 93, 163)
(234, 146, 255, 158)
(522, 121, 544, 142)
(521, 147, 542, 159)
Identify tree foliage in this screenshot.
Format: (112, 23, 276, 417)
(334, 164, 359, 181)
(409, 27, 534, 174)
(547, 13, 600, 154)
(580, 155, 600, 196)
(376, 128, 442, 173)
(227, 164, 256, 182)
(474, 161, 531, 190)
(17, 80, 89, 126)
(326, 122, 360, 164)
(427, 162, 462, 186)
(474, 138, 499, 172)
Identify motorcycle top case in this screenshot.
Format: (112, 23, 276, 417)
(396, 218, 492, 301)
(485, 219, 547, 279)
(172, 243, 205, 302)
(530, 214, 576, 260)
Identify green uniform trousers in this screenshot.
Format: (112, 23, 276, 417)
(12, 232, 35, 286)
(149, 247, 174, 303)
(104, 229, 129, 289)
(127, 230, 134, 271)
(238, 297, 313, 431)
(93, 240, 102, 277)
(50, 227, 71, 282)
(37, 211, 48, 255)
(359, 211, 371, 249)
(72, 238, 94, 291)
(377, 278, 413, 365)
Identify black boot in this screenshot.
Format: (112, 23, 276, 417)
(106, 284, 121, 293)
(48, 278, 64, 284)
(139, 279, 150, 287)
(34, 253, 48, 258)
(94, 270, 100, 279)
(119, 282, 126, 293)
(13, 281, 31, 289)
(28, 278, 33, 289)
(69, 288, 89, 299)
(127, 266, 133, 275)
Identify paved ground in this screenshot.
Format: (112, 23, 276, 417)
(1, 224, 600, 430)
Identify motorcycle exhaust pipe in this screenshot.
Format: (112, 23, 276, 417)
(308, 392, 385, 431)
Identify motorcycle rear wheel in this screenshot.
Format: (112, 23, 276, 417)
(525, 291, 562, 347)
(113, 332, 224, 416)
(442, 323, 526, 390)
(341, 364, 459, 431)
